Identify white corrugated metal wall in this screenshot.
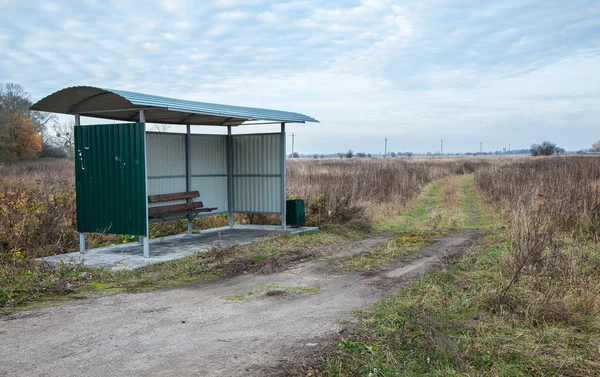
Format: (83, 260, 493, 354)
(146, 132, 282, 215)
(190, 134, 228, 212)
(146, 133, 186, 205)
(232, 133, 281, 213)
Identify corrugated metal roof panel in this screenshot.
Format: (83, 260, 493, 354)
(30, 86, 319, 126)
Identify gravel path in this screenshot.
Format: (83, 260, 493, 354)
(0, 231, 478, 377)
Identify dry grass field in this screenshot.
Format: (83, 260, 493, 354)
(0, 157, 488, 262)
(322, 156, 600, 376)
(2, 155, 600, 376)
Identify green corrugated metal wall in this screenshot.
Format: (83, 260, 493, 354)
(74, 123, 147, 236)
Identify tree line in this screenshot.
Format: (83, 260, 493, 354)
(0, 82, 73, 162)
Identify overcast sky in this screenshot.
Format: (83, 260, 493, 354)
(1, 0, 599, 154)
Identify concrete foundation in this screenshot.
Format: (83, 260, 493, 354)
(38, 225, 318, 271)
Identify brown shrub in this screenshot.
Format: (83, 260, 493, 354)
(475, 156, 600, 326)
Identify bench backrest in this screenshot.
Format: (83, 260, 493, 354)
(148, 191, 200, 203)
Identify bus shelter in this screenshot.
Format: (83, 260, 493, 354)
(31, 86, 318, 257)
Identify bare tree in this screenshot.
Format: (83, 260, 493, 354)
(592, 140, 600, 152)
(0, 83, 31, 116)
(54, 120, 74, 157)
(149, 124, 171, 132)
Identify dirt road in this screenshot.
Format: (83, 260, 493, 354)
(1, 231, 477, 377)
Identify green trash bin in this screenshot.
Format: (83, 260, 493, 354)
(286, 199, 305, 227)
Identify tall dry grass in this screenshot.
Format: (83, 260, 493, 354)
(475, 156, 600, 326)
(287, 157, 489, 227)
(1, 157, 490, 263)
(0, 160, 79, 260)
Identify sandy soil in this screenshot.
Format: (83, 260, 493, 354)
(0, 231, 478, 377)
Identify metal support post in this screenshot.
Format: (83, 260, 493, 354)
(140, 109, 150, 258)
(281, 123, 286, 229)
(186, 124, 192, 235)
(227, 126, 234, 228)
(75, 114, 86, 254)
(79, 233, 86, 254)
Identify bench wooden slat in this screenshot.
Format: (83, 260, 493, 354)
(148, 191, 200, 203)
(148, 201, 205, 216)
(149, 207, 218, 219)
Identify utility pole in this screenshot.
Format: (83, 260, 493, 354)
(480, 142, 482, 154)
(291, 133, 295, 158)
(508, 143, 511, 152)
(441, 139, 443, 155)
(384, 138, 388, 157)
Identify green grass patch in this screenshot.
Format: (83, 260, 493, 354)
(341, 234, 437, 271)
(376, 179, 448, 234)
(389, 234, 436, 245)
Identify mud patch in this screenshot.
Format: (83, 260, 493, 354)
(266, 290, 287, 297)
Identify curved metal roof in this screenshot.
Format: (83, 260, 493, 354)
(30, 86, 319, 126)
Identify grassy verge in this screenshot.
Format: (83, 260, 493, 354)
(0, 229, 359, 312)
(323, 236, 600, 376)
(343, 176, 477, 271)
(319, 178, 600, 376)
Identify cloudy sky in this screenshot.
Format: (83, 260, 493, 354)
(1, 0, 599, 154)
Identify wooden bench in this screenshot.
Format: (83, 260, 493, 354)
(148, 191, 217, 221)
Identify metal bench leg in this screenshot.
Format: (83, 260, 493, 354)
(187, 216, 193, 235)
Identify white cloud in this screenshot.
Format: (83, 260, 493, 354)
(0, 0, 598, 153)
(160, 0, 185, 12)
(214, 10, 249, 21)
(40, 2, 61, 13)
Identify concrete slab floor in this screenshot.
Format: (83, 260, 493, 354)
(38, 225, 318, 271)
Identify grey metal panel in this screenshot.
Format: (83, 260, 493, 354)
(233, 134, 281, 175)
(233, 177, 281, 213)
(232, 133, 282, 213)
(190, 134, 227, 175)
(147, 177, 186, 198)
(191, 177, 228, 211)
(146, 133, 186, 177)
(30, 86, 319, 125)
